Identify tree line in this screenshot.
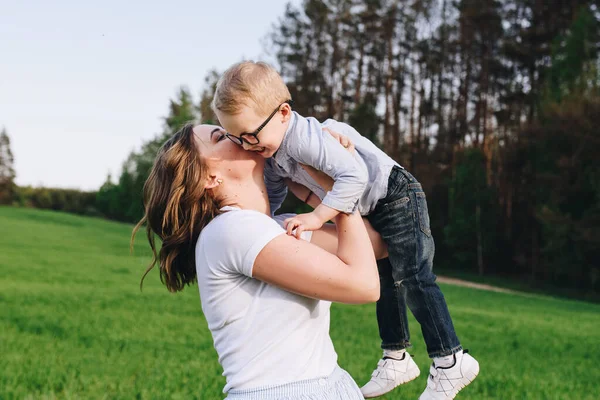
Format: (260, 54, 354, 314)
(1, 0, 598, 295)
(264, 0, 600, 294)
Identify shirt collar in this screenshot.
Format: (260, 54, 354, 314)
(274, 111, 298, 164)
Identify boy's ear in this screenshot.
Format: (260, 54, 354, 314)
(280, 102, 292, 122)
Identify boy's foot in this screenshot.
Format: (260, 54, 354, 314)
(419, 350, 479, 400)
(361, 352, 420, 398)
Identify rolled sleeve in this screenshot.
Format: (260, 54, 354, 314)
(321, 192, 360, 213)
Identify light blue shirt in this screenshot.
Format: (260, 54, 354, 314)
(265, 112, 399, 216)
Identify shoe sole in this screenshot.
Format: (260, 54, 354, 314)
(362, 367, 421, 399)
(445, 363, 480, 400)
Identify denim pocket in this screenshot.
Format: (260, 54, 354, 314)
(369, 196, 412, 240)
(415, 192, 432, 237)
(383, 196, 410, 210)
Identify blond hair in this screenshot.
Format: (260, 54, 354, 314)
(212, 61, 291, 116)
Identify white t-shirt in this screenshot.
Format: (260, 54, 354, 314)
(195, 207, 337, 393)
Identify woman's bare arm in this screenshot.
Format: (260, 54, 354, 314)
(253, 211, 380, 304)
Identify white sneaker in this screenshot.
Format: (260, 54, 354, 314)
(419, 350, 480, 400)
(361, 352, 420, 398)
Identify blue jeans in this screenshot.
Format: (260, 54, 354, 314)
(367, 166, 462, 358)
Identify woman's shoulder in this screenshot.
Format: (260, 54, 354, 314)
(196, 208, 287, 277)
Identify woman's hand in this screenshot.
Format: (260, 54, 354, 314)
(323, 127, 355, 153)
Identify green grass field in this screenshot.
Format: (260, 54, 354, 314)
(1, 207, 599, 400)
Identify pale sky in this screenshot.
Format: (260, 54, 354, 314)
(1, 0, 298, 190)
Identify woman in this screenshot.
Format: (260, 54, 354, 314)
(133, 123, 387, 399)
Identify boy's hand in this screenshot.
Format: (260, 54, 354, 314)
(284, 212, 325, 239)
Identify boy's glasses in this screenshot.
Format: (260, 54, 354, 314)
(225, 100, 292, 146)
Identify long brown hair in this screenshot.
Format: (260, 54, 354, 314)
(131, 123, 221, 292)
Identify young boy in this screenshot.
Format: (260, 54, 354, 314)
(212, 61, 479, 399)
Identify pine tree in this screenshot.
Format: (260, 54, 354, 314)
(198, 69, 220, 124)
(0, 127, 16, 205)
(164, 86, 197, 135)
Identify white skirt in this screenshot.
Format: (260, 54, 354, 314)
(225, 366, 364, 400)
